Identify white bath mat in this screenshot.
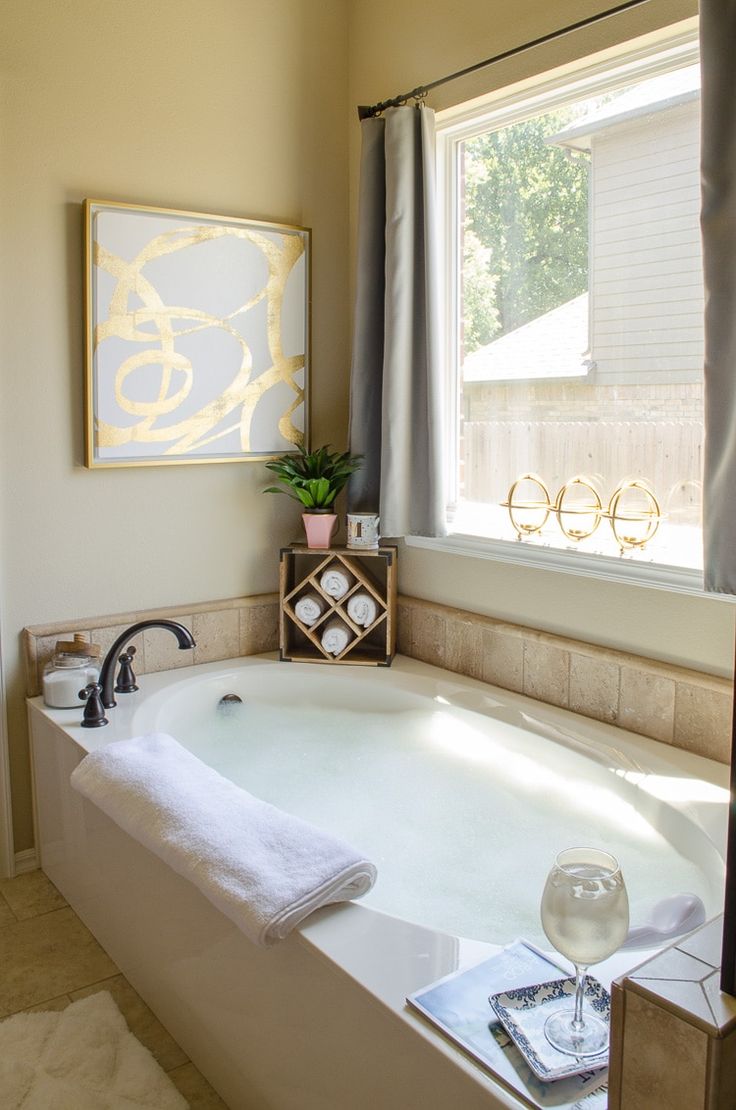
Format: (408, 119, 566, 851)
(0, 990, 187, 1109)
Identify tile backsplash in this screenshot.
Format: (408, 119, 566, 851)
(24, 592, 733, 763)
(398, 596, 733, 764)
(23, 595, 280, 699)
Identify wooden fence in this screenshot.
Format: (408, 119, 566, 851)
(462, 419, 703, 514)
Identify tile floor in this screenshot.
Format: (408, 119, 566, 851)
(0, 868, 230, 1108)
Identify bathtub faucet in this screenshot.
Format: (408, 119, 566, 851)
(98, 620, 196, 709)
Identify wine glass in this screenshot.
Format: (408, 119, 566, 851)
(540, 846, 629, 1057)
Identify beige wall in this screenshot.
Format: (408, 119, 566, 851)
(347, 0, 736, 680)
(3, 0, 734, 858)
(0, 0, 351, 852)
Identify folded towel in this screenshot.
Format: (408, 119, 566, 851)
(294, 593, 325, 626)
(320, 567, 351, 600)
(321, 619, 352, 656)
(70, 733, 376, 947)
(347, 591, 378, 628)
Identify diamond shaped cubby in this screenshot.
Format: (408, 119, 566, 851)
(279, 545, 397, 665)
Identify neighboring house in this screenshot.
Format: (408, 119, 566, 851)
(552, 64, 702, 386)
(462, 293, 590, 384)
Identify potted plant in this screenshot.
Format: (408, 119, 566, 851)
(264, 444, 363, 549)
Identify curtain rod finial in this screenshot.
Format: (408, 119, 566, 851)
(357, 105, 374, 121)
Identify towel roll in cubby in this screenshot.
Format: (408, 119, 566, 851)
(321, 618, 353, 656)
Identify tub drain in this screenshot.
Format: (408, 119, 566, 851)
(217, 693, 244, 714)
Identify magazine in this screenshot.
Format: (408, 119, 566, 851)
(407, 941, 608, 1110)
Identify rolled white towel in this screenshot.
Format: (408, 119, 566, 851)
(294, 592, 325, 626)
(347, 591, 378, 628)
(321, 618, 352, 656)
(320, 567, 351, 599)
(70, 733, 376, 947)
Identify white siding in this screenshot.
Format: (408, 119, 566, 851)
(590, 100, 703, 385)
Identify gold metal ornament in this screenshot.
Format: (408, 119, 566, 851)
(602, 479, 662, 551)
(554, 476, 603, 541)
(503, 472, 663, 552)
(502, 474, 553, 538)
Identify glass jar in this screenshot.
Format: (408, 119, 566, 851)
(42, 650, 100, 709)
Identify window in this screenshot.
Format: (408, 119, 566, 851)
(436, 28, 703, 581)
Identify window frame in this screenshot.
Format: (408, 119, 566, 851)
(431, 24, 710, 597)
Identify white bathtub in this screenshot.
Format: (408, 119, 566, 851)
(28, 654, 728, 1110)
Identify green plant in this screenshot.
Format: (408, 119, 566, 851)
(263, 444, 363, 512)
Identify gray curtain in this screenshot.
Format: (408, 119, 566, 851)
(701, 1, 736, 593)
(348, 105, 446, 538)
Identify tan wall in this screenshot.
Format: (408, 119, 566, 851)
(347, 0, 736, 676)
(3, 0, 733, 859)
(0, 0, 351, 852)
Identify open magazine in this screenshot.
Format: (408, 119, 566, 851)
(407, 940, 608, 1110)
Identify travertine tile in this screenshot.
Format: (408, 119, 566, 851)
(193, 609, 240, 665)
(240, 602, 279, 655)
(21, 993, 73, 1014)
(21, 628, 39, 697)
(619, 666, 675, 744)
(90, 625, 146, 677)
(674, 680, 733, 763)
(678, 917, 724, 966)
(410, 605, 446, 668)
(396, 601, 413, 656)
(0, 895, 16, 927)
(445, 613, 484, 679)
(618, 992, 708, 1110)
(569, 651, 620, 723)
(0, 870, 66, 921)
(701, 969, 736, 1031)
(34, 633, 82, 698)
(143, 617, 195, 673)
(523, 639, 569, 708)
(167, 1062, 230, 1109)
(71, 974, 188, 1071)
(481, 627, 524, 693)
(0, 907, 117, 1017)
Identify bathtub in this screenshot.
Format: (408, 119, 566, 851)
(28, 653, 728, 1110)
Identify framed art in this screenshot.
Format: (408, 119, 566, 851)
(84, 199, 310, 467)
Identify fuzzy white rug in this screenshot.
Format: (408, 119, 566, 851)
(0, 990, 187, 1109)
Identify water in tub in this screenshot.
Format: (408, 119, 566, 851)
(156, 671, 722, 947)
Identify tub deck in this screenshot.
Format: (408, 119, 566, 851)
(28, 654, 728, 1110)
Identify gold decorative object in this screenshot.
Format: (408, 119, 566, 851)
(502, 474, 663, 551)
(84, 199, 310, 468)
(501, 474, 553, 538)
(554, 476, 602, 541)
(602, 479, 662, 551)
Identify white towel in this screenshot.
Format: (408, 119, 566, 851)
(347, 591, 378, 628)
(294, 592, 325, 626)
(320, 567, 351, 599)
(321, 619, 352, 656)
(70, 733, 376, 947)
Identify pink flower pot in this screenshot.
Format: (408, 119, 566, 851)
(302, 513, 337, 549)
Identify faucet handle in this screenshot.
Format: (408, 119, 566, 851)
(79, 682, 108, 728)
(114, 644, 139, 694)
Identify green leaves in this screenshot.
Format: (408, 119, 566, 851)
(462, 105, 589, 349)
(263, 444, 363, 510)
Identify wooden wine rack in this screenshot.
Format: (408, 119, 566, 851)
(279, 545, 397, 666)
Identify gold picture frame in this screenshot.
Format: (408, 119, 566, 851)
(84, 199, 310, 468)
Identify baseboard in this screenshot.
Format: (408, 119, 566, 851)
(14, 847, 38, 875)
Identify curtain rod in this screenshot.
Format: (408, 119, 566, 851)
(357, 0, 654, 120)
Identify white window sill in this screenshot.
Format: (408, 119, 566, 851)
(404, 532, 731, 600)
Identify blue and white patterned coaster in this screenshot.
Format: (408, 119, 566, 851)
(489, 976, 610, 1082)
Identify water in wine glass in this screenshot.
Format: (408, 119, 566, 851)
(541, 863, 630, 966)
(540, 848, 629, 1057)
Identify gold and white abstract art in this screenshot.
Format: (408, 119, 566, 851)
(84, 200, 309, 467)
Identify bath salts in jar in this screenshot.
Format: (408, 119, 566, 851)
(42, 634, 101, 709)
